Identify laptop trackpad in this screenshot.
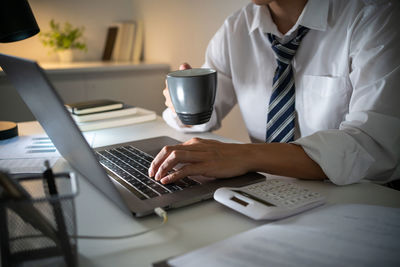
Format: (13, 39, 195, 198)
(131, 136, 181, 157)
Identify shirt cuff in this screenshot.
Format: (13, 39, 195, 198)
(162, 108, 218, 133)
(292, 130, 375, 185)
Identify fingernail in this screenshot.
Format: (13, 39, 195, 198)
(148, 169, 153, 177)
(161, 176, 169, 184)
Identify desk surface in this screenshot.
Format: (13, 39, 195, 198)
(18, 119, 400, 267)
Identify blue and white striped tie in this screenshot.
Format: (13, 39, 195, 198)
(266, 26, 309, 143)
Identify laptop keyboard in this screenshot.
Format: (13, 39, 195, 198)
(95, 145, 199, 200)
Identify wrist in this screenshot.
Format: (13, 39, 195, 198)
(237, 143, 264, 173)
(240, 143, 286, 174)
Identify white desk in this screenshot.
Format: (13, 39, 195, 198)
(17, 120, 400, 267)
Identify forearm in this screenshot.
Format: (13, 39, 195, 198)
(149, 138, 327, 184)
(243, 143, 327, 180)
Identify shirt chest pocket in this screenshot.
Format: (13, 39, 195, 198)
(300, 75, 351, 132)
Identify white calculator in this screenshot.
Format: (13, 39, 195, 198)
(214, 179, 325, 220)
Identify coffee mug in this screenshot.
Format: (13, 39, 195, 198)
(167, 68, 217, 125)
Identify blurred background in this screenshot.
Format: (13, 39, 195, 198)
(0, 0, 250, 142)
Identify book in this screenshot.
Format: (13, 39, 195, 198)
(111, 21, 136, 62)
(65, 99, 123, 115)
(111, 22, 123, 61)
(71, 105, 137, 123)
(131, 20, 144, 63)
(105, 20, 143, 63)
(119, 22, 136, 61)
(102, 26, 119, 61)
(75, 107, 157, 131)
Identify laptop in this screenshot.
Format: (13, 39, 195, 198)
(0, 53, 265, 217)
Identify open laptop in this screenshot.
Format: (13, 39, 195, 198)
(0, 53, 265, 217)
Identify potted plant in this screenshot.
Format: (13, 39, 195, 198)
(39, 19, 87, 62)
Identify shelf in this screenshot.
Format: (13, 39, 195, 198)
(0, 61, 170, 75)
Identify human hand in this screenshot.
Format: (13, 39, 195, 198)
(148, 137, 252, 184)
(163, 63, 192, 113)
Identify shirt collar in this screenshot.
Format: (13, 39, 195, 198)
(249, 0, 329, 36)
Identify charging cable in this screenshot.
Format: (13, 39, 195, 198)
(11, 208, 168, 241)
(73, 207, 168, 240)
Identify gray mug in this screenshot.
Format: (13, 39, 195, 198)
(167, 68, 217, 125)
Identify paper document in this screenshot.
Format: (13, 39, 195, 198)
(168, 204, 400, 267)
(0, 133, 95, 173)
(76, 107, 157, 131)
(0, 135, 60, 159)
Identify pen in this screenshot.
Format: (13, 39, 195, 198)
(43, 161, 75, 266)
(43, 160, 58, 195)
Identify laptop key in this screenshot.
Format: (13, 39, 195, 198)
(127, 146, 154, 162)
(182, 177, 200, 186)
(149, 183, 170, 195)
(163, 183, 182, 192)
(133, 172, 150, 182)
(141, 187, 160, 198)
(175, 180, 190, 188)
(142, 178, 155, 185)
(98, 159, 113, 168)
(127, 179, 142, 187)
(137, 166, 148, 174)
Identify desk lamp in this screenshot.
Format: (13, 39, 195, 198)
(0, 0, 40, 140)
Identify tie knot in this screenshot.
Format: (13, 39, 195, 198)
(268, 26, 309, 65)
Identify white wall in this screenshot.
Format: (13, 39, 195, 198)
(132, 0, 248, 69)
(132, 0, 250, 142)
(0, 0, 251, 142)
(0, 0, 135, 61)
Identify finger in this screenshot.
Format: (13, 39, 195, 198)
(163, 88, 175, 112)
(163, 88, 171, 103)
(149, 142, 214, 177)
(165, 99, 175, 111)
(183, 137, 203, 145)
(155, 150, 209, 181)
(179, 63, 192, 70)
(149, 145, 180, 177)
(183, 137, 217, 146)
(160, 163, 208, 184)
(182, 137, 220, 146)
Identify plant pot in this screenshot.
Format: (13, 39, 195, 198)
(57, 50, 74, 63)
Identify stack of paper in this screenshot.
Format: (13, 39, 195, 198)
(74, 107, 156, 131)
(165, 204, 400, 267)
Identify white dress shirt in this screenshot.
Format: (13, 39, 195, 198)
(163, 0, 400, 185)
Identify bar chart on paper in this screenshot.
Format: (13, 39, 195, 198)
(0, 133, 95, 173)
(25, 136, 57, 154)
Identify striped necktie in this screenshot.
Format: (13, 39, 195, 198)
(266, 26, 309, 143)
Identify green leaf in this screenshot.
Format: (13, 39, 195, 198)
(39, 19, 88, 52)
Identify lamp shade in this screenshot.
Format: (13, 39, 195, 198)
(0, 0, 40, 43)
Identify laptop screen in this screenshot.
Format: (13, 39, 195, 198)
(0, 53, 131, 215)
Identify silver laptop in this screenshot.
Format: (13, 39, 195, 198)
(0, 53, 264, 217)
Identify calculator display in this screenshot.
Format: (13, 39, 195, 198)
(233, 190, 276, 207)
(230, 196, 249, 206)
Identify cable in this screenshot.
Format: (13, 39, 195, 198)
(10, 208, 168, 241)
(73, 207, 168, 240)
